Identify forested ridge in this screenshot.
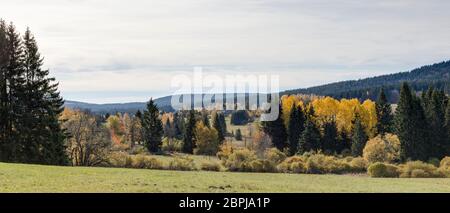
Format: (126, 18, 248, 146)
(284, 61, 450, 102)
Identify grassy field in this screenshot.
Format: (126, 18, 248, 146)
(1, 163, 450, 192)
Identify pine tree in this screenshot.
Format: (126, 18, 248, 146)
(172, 112, 183, 138)
(445, 101, 450, 156)
(212, 111, 225, 143)
(424, 89, 447, 159)
(351, 114, 368, 157)
(375, 88, 393, 135)
(261, 103, 287, 151)
(298, 105, 321, 153)
(395, 83, 429, 161)
(287, 105, 305, 155)
(298, 119, 321, 154)
(218, 112, 227, 135)
(142, 99, 163, 153)
(0, 22, 25, 162)
(201, 111, 210, 128)
(235, 129, 242, 141)
(0, 20, 9, 161)
(183, 109, 196, 154)
(322, 119, 338, 154)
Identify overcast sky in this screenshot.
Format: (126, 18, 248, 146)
(1, 0, 449, 103)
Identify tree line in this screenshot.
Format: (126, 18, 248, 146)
(263, 84, 450, 161)
(0, 21, 66, 165)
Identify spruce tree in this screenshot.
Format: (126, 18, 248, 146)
(183, 109, 196, 154)
(395, 83, 429, 161)
(351, 114, 368, 157)
(375, 88, 393, 135)
(445, 101, 450, 156)
(235, 129, 242, 141)
(287, 104, 305, 155)
(298, 118, 321, 154)
(424, 89, 447, 159)
(218, 112, 227, 135)
(212, 111, 225, 143)
(261, 103, 287, 151)
(172, 112, 183, 138)
(298, 105, 321, 153)
(0, 22, 25, 162)
(201, 111, 210, 128)
(0, 20, 9, 160)
(142, 99, 163, 153)
(322, 119, 338, 154)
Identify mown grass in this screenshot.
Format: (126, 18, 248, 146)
(1, 163, 450, 192)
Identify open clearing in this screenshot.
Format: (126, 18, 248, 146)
(1, 163, 450, 192)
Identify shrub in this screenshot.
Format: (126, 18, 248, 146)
(363, 134, 400, 164)
(349, 157, 368, 172)
(200, 161, 222, 172)
(161, 137, 183, 152)
(216, 142, 234, 160)
(440, 157, 450, 170)
(248, 159, 277, 173)
(399, 161, 445, 178)
(131, 154, 164, 169)
(264, 148, 287, 164)
(194, 122, 220, 155)
(222, 148, 258, 172)
(367, 162, 400, 178)
(251, 131, 272, 157)
(277, 156, 306, 173)
(168, 156, 197, 171)
(108, 152, 133, 168)
(305, 154, 351, 174)
(130, 145, 147, 155)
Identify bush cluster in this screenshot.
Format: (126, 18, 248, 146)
(108, 152, 163, 169)
(367, 162, 400, 177)
(168, 156, 197, 171)
(399, 161, 445, 178)
(200, 161, 222, 172)
(161, 137, 183, 153)
(367, 159, 450, 178)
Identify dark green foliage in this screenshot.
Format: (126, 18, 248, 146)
(395, 83, 429, 161)
(230, 110, 250, 125)
(0, 22, 67, 165)
(284, 61, 450, 102)
(172, 112, 183, 138)
(212, 111, 225, 143)
(321, 120, 338, 154)
(375, 88, 393, 135)
(201, 111, 210, 128)
(337, 130, 352, 154)
(298, 111, 321, 154)
(142, 99, 163, 153)
(183, 109, 196, 154)
(422, 88, 449, 159)
(261, 104, 287, 151)
(235, 129, 242, 141)
(287, 105, 305, 155)
(351, 115, 368, 157)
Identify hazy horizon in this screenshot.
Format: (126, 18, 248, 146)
(1, 0, 449, 103)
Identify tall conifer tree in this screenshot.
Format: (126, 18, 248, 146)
(395, 83, 429, 161)
(375, 88, 393, 135)
(142, 99, 163, 153)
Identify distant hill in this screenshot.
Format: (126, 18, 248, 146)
(65, 96, 173, 114)
(65, 60, 450, 114)
(284, 60, 450, 102)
